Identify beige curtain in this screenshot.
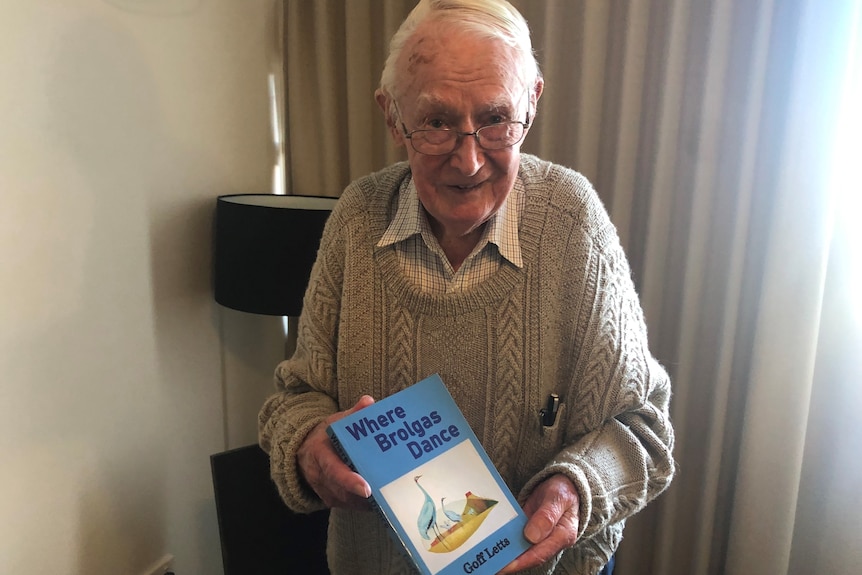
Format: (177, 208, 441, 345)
(279, 0, 412, 197)
(278, 1, 862, 574)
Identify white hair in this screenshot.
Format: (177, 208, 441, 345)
(378, 0, 541, 121)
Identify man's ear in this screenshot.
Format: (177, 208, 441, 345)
(375, 89, 404, 145)
(531, 78, 545, 119)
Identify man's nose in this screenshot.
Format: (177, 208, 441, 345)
(450, 132, 483, 176)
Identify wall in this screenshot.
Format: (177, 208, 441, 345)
(0, 1, 284, 573)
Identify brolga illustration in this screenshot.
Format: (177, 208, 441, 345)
(414, 475, 448, 548)
(441, 497, 462, 527)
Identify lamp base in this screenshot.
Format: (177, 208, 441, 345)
(283, 315, 299, 359)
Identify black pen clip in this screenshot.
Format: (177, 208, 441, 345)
(540, 393, 560, 427)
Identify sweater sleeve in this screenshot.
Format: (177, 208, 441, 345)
(257, 198, 347, 514)
(518, 205, 675, 542)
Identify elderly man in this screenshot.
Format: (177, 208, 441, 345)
(259, 1, 675, 573)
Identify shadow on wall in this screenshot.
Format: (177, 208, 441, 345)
(103, 0, 203, 16)
(216, 307, 286, 447)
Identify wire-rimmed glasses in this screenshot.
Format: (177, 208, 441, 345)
(399, 112, 531, 156)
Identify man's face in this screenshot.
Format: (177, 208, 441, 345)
(389, 22, 538, 241)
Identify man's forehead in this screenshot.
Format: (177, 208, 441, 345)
(398, 21, 525, 104)
(412, 91, 522, 114)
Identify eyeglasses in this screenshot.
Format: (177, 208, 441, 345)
(399, 113, 531, 156)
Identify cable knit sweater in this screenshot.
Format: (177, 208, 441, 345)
(259, 154, 675, 575)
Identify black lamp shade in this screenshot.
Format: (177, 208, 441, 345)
(214, 194, 338, 316)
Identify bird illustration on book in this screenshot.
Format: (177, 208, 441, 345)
(414, 475, 451, 550)
(440, 497, 462, 526)
(413, 476, 500, 554)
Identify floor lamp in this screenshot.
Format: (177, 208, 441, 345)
(213, 193, 338, 357)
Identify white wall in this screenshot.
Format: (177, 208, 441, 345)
(0, 1, 285, 573)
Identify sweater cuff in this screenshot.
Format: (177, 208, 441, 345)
(269, 415, 330, 514)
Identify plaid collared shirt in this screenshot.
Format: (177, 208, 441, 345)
(377, 177, 524, 294)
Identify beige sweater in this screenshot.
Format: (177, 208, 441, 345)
(259, 155, 675, 575)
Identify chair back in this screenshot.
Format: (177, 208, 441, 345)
(211, 444, 330, 574)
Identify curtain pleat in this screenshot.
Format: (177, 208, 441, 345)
(281, 0, 410, 197)
(279, 1, 861, 573)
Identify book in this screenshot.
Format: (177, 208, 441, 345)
(326, 373, 531, 575)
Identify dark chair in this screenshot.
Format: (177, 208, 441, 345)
(211, 444, 330, 575)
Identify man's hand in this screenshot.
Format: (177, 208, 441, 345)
(296, 395, 376, 510)
(497, 474, 581, 574)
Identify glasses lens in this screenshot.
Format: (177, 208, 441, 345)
(409, 122, 526, 155)
(411, 130, 457, 155)
(477, 123, 525, 149)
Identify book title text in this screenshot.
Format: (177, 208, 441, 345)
(342, 405, 461, 460)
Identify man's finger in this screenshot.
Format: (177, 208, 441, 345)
(328, 395, 376, 424)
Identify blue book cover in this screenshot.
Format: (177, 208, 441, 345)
(326, 373, 531, 575)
